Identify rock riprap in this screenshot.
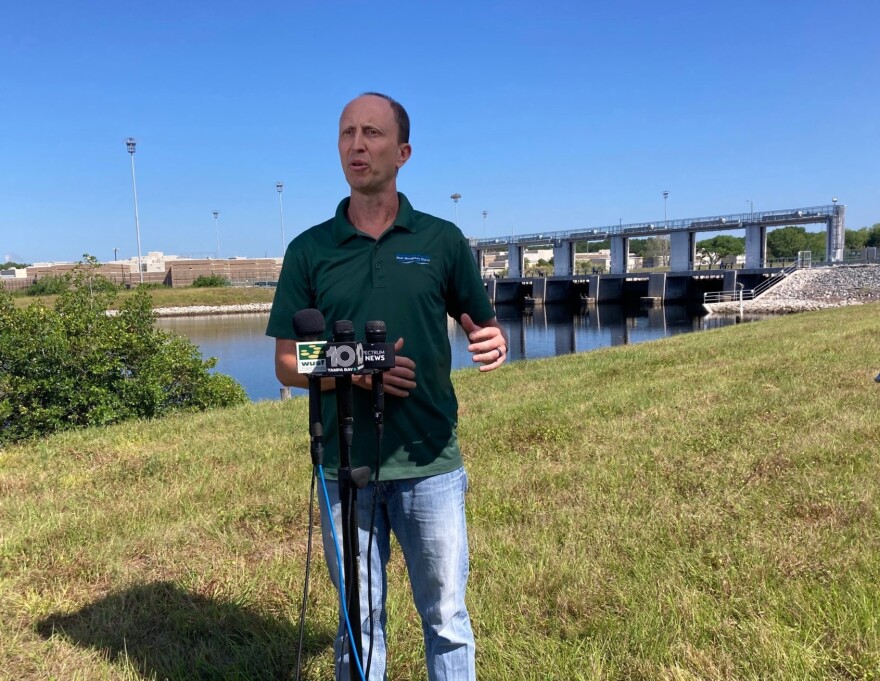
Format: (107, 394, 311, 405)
(705, 264, 880, 314)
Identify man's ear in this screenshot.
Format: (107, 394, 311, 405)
(397, 143, 412, 169)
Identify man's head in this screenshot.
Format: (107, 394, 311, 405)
(338, 93, 412, 195)
(360, 92, 410, 144)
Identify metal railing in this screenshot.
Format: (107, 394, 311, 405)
(703, 260, 803, 304)
(470, 204, 839, 248)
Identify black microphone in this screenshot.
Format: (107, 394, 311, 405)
(332, 321, 356, 453)
(365, 321, 387, 425)
(293, 308, 325, 341)
(293, 309, 326, 467)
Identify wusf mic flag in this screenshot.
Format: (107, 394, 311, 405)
(295, 341, 327, 375)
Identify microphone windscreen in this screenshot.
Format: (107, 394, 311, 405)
(293, 308, 325, 340)
(332, 320, 356, 342)
(365, 320, 386, 343)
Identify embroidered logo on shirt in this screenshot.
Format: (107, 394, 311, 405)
(395, 253, 431, 265)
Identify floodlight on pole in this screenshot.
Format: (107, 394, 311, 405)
(450, 193, 461, 227)
(126, 137, 144, 283)
(482, 210, 488, 239)
(276, 182, 285, 256)
(213, 211, 220, 259)
(662, 190, 669, 227)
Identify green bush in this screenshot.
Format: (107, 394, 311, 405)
(191, 275, 229, 288)
(27, 273, 70, 296)
(0, 257, 248, 444)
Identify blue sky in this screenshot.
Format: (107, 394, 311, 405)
(2, 0, 878, 264)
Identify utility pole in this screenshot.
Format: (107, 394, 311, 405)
(213, 211, 220, 259)
(126, 138, 144, 283)
(450, 193, 461, 227)
(276, 182, 285, 256)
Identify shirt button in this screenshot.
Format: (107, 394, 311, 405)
(375, 261, 382, 269)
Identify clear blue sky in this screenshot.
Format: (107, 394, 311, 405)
(2, 0, 878, 264)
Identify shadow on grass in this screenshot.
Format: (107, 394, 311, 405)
(36, 580, 334, 680)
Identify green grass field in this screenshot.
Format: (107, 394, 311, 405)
(1, 304, 878, 680)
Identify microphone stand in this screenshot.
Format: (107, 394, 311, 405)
(332, 326, 372, 681)
(307, 375, 324, 467)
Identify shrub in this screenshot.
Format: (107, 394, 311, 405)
(27, 274, 70, 296)
(192, 275, 229, 288)
(0, 256, 248, 444)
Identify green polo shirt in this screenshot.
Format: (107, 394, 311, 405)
(266, 193, 495, 480)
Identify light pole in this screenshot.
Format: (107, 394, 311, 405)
(125, 137, 144, 283)
(482, 210, 488, 239)
(662, 190, 669, 228)
(747, 199, 753, 220)
(276, 182, 285, 256)
(113, 247, 119, 261)
(213, 211, 220, 259)
(450, 193, 461, 227)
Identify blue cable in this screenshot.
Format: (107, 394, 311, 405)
(317, 465, 367, 681)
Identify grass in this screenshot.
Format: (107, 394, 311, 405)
(11, 285, 275, 310)
(2, 304, 879, 680)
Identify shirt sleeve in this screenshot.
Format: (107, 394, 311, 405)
(266, 242, 314, 339)
(445, 228, 496, 324)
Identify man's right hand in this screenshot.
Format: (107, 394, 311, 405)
(357, 337, 416, 398)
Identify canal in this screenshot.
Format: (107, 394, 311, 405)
(156, 303, 764, 402)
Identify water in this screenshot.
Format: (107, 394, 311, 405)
(156, 303, 762, 402)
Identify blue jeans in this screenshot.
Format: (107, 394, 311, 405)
(318, 466, 476, 681)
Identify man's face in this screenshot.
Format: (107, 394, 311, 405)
(338, 95, 411, 195)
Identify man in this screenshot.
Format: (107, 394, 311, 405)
(267, 92, 507, 681)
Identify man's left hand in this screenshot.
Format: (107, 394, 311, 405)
(461, 313, 507, 372)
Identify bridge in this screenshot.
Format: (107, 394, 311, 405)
(469, 203, 846, 276)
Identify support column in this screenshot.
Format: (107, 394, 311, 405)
(745, 224, 766, 268)
(585, 274, 600, 303)
(610, 236, 628, 274)
(722, 270, 738, 292)
(827, 204, 845, 263)
(485, 279, 496, 304)
(647, 272, 666, 301)
(669, 231, 694, 272)
(507, 244, 523, 278)
(552, 239, 574, 276)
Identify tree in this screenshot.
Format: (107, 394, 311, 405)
(643, 237, 670, 266)
(867, 223, 880, 248)
(766, 226, 825, 260)
(0, 255, 247, 444)
(696, 235, 745, 267)
(846, 228, 870, 251)
(192, 274, 230, 287)
(574, 240, 610, 253)
(628, 239, 648, 257)
(1, 261, 29, 270)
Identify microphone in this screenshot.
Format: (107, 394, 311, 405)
(293, 309, 326, 467)
(364, 321, 388, 430)
(293, 309, 329, 376)
(293, 308, 325, 341)
(332, 321, 356, 453)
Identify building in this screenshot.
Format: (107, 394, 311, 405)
(0, 252, 283, 291)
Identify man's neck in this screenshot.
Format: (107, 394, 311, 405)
(347, 189, 400, 239)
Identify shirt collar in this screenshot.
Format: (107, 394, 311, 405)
(332, 193, 417, 245)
